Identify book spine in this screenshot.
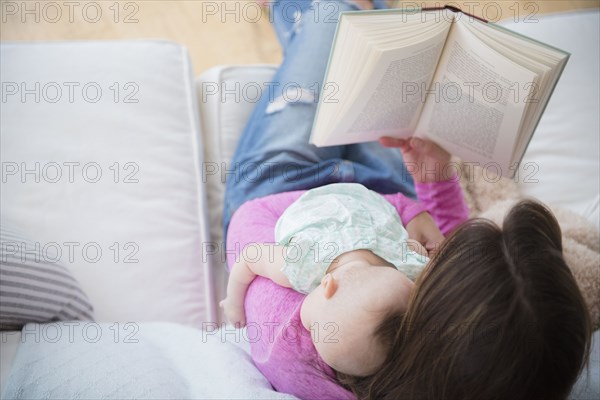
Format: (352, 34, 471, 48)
(420, 5, 489, 23)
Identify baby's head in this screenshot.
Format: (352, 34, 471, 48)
(299, 237, 429, 377)
(300, 261, 413, 377)
(342, 200, 592, 399)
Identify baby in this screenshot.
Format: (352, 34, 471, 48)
(220, 182, 432, 376)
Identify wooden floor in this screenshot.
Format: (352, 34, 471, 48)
(1, 0, 598, 76)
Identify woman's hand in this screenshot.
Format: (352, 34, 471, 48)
(405, 212, 445, 257)
(379, 137, 452, 183)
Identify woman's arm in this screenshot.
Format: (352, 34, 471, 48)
(380, 137, 469, 239)
(220, 244, 292, 326)
(414, 178, 469, 236)
(223, 191, 308, 325)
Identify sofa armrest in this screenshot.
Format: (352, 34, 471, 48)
(196, 64, 278, 320)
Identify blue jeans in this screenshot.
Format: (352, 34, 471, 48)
(223, 0, 414, 235)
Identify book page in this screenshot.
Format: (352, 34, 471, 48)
(467, 21, 568, 166)
(415, 18, 537, 174)
(329, 23, 450, 144)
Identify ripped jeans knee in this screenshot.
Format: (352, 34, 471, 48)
(266, 84, 318, 115)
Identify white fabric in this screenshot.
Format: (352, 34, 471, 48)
(1, 41, 215, 326)
(1, 322, 297, 400)
(1, 321, 596, 400)
(500, 11, 600, 230)
(0, 331, 21, 395)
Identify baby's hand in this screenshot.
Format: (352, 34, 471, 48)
(219, 298, 247, 328)
(406, 212, 445, 257)
(406, 238, 428, 258)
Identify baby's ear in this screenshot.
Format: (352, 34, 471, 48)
(321, 273, 337, 299)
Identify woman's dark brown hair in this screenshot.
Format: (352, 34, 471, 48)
(338, 199, 592, 399)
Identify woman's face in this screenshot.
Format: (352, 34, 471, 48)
(300, 262, 414, 376)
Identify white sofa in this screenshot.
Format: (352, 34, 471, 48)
(0, 9, 598, 399)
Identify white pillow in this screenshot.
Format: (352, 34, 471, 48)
(2, 322, 298, 399)
(1, 41, 214, 326)
(500, 11, 600, 229)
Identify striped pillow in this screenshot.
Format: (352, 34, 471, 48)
(0, 226, 94, 331)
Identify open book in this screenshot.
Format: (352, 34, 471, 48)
(310, 7, 569, 177)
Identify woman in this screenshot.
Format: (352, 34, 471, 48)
(223, 1, 591, 399)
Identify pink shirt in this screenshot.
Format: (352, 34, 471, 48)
(226, 180, 469, 399)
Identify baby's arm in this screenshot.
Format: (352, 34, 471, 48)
(220, 244, 293, 327)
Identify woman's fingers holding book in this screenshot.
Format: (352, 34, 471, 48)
(379, 136, 452, 182)
(407, 138, 451, 164)
(378, 136, 450, 162)
(379, 136, 408, 149)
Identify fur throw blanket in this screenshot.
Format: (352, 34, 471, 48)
(458, 164, 600, 330)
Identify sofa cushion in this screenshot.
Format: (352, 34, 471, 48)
(1, 40, 214, 325)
